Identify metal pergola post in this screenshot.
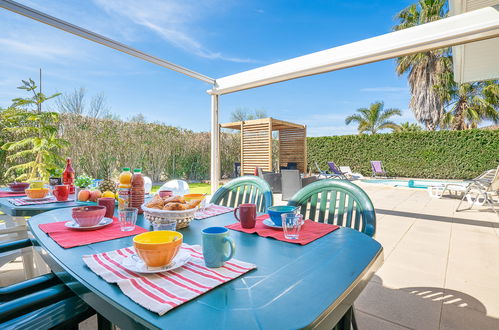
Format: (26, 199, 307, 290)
(210, 95, 220, 194)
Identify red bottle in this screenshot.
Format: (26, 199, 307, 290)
(62, 157, 75, 194)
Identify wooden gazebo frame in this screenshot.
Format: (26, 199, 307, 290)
(221, 117, 307, 175)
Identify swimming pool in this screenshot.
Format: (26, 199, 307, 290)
(361, 179, 462, 189)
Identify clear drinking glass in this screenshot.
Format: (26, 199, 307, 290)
(118, 207, 138, 231)
(152, 220, 177, 231)
(281, 213, 304, 239)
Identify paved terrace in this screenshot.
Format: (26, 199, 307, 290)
(1, 182, 498, 330)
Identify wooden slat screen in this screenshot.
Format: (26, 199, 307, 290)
(241, 120, 272, 175)
(279, 127, 307, 173)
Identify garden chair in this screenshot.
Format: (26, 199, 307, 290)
(315, 161, 335, 179)
(287, 179, 376, 330)
(327, 161, 348, 179)
(339, 166, 364, 180)
(287, 179, 376, 237)
(211, 176, 273, 212)
(257, 167, 282, 193)
(158, 179, 190, 196)
(370, 160, 388, 177)
(427, 168, 496, 199)
(456, 165, 499, 214)
(0, 239, 97, 328)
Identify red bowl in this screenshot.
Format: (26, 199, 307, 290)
(8, 182, 30, 192)
(72, 206, 106, 227)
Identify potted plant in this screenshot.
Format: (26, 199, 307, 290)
(48, 168, 63, 186)
(74, 175, 94, 200)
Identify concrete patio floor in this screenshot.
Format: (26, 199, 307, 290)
(1, 182, 498, 329)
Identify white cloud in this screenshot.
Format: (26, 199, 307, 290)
(92, 0, 256, 63)
(0, 38, 76, 59)
(360, 87, 408, 92)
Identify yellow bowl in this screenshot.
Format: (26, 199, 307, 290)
(133, 231, 183, 268)
(183, 194, 206, 202)
(25, 188, 49, 199)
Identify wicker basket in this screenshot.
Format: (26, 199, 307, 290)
(141, 203, 198, 229)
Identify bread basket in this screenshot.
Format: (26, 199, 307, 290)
(141, 203, 198, 229)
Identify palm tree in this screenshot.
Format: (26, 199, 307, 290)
(345, 101, 401, 134)
(393, 0, 449, 130)
(398, 121, 423, 132)
(436, 75, 499, 129)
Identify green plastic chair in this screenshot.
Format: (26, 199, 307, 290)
(211, 176, 273, 212)
(287, 179, 376, 237)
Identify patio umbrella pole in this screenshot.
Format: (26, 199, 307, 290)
(210, 94, 220, 195)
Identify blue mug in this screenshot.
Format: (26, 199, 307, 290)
(202, 227, 236, 268)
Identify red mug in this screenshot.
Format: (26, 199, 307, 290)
(158, 190, 173, 198)
(53, 185, 69, 201)
(234, 203, 257, 229)
(98, 197, 116, 218)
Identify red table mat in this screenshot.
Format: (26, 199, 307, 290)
(226, 214, 339, 245)
(0, 191, 26, 198)
(38, 217, 147, 248)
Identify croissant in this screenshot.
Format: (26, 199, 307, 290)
(163, 202, 188, 211)
(163, 196, 186, 204)
(186, 199, 202, 209)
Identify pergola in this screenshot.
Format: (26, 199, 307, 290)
(221, 118, 307, 175)
(1, 0, 498, 194)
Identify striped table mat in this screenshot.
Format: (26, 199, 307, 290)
(8, 197, 74, 206)
(195, 204, 233, 219)
(82, 244, 256, 315)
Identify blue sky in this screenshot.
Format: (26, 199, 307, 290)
(0, 0, 417, 136)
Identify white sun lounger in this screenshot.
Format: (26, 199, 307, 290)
(427, 168, 497, 199)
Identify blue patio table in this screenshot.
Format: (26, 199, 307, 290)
(28, 208, 383, 330)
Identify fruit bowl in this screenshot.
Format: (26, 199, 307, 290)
(25, 188, 49, 199)
(8, 182, 30, 192)
(72, 206, 106, 227)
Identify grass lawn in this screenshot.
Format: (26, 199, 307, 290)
(151, 183, 212, 195)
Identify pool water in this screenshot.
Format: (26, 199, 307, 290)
(361, 179, 462, 189)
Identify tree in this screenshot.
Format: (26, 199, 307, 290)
(57, 88, 111, 118)
(345, 101, 401, 134)
(229, 108, 267, 122)
(1, 79, 69, 181)
(129, 114, 147, 123)
(398, 121, 423, 132)
(436, 73, 499, 129)
(393, 0, 449, 130)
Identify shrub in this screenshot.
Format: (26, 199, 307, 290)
(308, 129, 499, 179)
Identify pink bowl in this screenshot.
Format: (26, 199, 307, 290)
(8, 182, 30, 192)
(72, 206, 106, 227)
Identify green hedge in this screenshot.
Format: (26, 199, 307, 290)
(308, 129, 499, 179)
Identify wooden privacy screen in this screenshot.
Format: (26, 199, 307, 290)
(241, 120, 272, 175)
(221, 118, 306, 175)
(279, 128, 307, 173)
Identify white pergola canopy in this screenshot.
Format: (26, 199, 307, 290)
(1, 0, 498, 193)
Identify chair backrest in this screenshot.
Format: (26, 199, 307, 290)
(287, 179, 376, 237)
(281, 169, 302, 201)
(315, 161, 323, 173)
(158, 180, 190, 196)
(370, 161, 384, 174)
(339, 166, 352, 175)
(287, 162, 298, 170)
(210, 176, 273, 212)
(489, 165, 499, 191)
(327, 162, 342, 175)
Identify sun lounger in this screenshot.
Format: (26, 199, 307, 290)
(456, 165, 499, 214)
(370, 161, 388, 177)
(427, 168, 496, 199)
(327, 162, 348, 179)
(339, 166, 364, 180)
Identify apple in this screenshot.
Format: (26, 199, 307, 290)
(78, 189, 90, 202)
(89, 190, 102, 202)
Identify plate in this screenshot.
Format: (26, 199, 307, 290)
(5, 189, 26, 194)
(262, 218, 282, 230)
(65, 217, 113, 230)
(120, 249, 191, 274)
